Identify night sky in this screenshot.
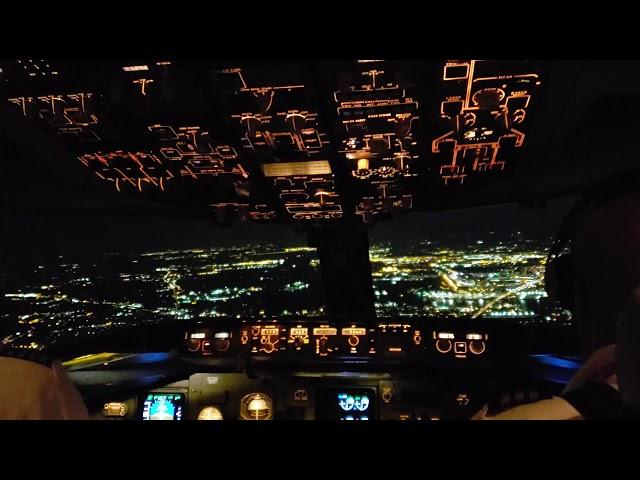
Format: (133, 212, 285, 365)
(2, 197, 575, 270)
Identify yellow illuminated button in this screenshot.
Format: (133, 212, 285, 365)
(103, 402, 128, 417)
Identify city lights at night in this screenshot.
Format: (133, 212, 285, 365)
(1, 233, 565, 351)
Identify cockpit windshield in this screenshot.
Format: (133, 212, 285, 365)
(2, 198, 574, 353)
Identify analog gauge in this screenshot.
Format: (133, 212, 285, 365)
(240, 393, 273, 420)
(197, 406, 224, 420)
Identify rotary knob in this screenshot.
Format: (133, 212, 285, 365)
(436, 339, 452, 354)
(469, 340, 486, 355)
(215, 338, 230, 352)
(348, 335, 360, 347)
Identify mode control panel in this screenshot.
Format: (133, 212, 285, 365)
(182, 318, 492, 365)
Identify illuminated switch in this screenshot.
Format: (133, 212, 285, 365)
(103, 402, 128, 417)
(454, 342, 467, 354)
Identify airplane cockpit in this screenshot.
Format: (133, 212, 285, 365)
(1, 59, 638, 421)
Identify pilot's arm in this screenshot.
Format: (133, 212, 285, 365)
(0, 347, 89, 420)
(472, 345, 619, 420)
(471, 397, 582, 420)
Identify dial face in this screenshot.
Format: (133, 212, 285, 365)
(240, 393, 273, 420)
(197, 406, 224, 421)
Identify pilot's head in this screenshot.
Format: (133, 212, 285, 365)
(571, 193, 640, 356)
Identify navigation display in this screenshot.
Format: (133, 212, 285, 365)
(142, 392, 185, 421)
(316, 388, 375, 420)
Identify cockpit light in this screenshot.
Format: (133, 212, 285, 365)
(437, 332, 455, 339)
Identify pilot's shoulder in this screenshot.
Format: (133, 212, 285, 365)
(0, 345, 56, 368)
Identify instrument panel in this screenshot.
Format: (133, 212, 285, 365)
(2, 59, 545, 227)
(97, 375, 463, 421)
(86, 318, 572, 421)
(182, 317, 491, 365)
